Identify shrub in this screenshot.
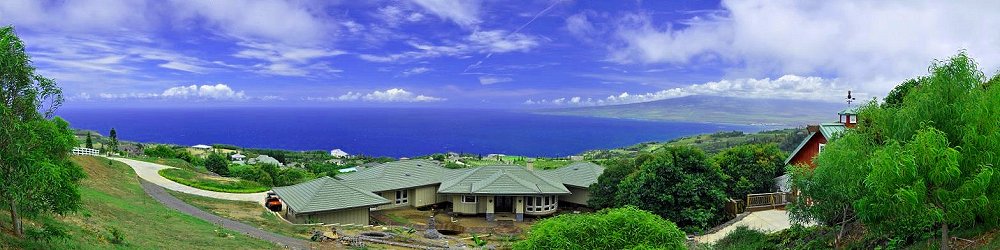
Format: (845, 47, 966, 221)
(513, 206, 686, 250)
(104, 226, 126, 245)
(143, 145, 176, 158)
(714, 226, 777, 250)
(205, 153, 230, 176)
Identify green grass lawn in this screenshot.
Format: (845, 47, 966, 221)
(0, 156, 278, 249)
(165, 190, 318, 240)
(133, 156, 209, 173)
(159, 168, 270, 193)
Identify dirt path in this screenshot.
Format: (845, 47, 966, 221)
(111, 157, 267, 203)
(138, 178, 312, 249)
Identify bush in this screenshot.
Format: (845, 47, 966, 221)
(714, 226, 777, 250)
(159, 168, 269, 193)
(104, 226, 126, 245)
(205, 153, 229, 176)
(713, 143, 786, 199)
(513, 206, 686, 250)
(144, 145, 175, 158)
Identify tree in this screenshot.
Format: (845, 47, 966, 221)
(615, 146, 729, 232)
(790, 52, 1000, 249)
(205, 153, 230, 176)
(143, 145, 176, 158)
(587, 157, 640, 209)
(856, 128, 992, 247)
(883, 77, 922, 108)
(713, 143, 786, 199)
(85, 132, 94, 149)
(513, 206, 686, 250)
(108, 127, 118, 154)
(0, 25, 85, 237)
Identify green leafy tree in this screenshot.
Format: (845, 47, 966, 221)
(615, 146, 729, 232)
(513, 206, 686, 250)
(587, 157, 640, 209)
(856, 128, 992, 246)
(85, 132, 94, 149)
(205, 153, 230, 176)
(0, 25, 85, 237)
(883, 77, 922, 108)
(713, 143, 786, 199)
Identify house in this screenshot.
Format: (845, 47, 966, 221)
(191, 144, 213, 150)
(330, 149, 350, 158)
(248, 155, 283, 166)
(272, 159, 604, 225)
(231, 153, 246, 161)
(784, 107, 856, 168)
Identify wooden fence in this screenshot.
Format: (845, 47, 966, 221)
(71, 147, 101, 156)
(746, 192, 792, 211)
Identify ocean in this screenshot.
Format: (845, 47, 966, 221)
(55, 107, 768, 158)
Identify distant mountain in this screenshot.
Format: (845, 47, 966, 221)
(534, 95, 845, 126)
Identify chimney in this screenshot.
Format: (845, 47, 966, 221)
(526, 159, 535, 171)
(807, 125, 820, 133)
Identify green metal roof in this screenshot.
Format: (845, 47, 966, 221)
(272, 176, 389, 214)
(819, 123, 846, 139)
(536, 162, 605, 188)
(438, 165, 570, 195)
(838, 107, 859, 115)
(337, 159, 459, 192)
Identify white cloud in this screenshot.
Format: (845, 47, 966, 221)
(358, 29, 541, 63)
(170, 0, 333, 45)
(0, 0, 153, 33)
(307, 88, 444, 103)
(97, 84, 248, 101)
(604, 0, 1000, 95)
(479, 76, 513, 85)
(401, 67, 431, 76)
(410, 0, 481, 28)
(526, 75, 847, 106)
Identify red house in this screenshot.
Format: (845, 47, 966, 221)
(784, 108, 857, 168)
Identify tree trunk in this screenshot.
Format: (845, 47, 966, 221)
(9, 199, 21, 237)
(941, 223, 949, 250)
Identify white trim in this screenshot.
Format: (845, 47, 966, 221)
(394, 190, 408, 204)
(819, 143, 826, 153)
(461, 195, 477, 203)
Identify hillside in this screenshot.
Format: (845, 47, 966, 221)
(1, 156, 278, 249)
(535, 95, 845, 126)
(581, 128, 807, 160)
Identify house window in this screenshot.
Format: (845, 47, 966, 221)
(462, 195, 477, 203)
(849, 115, 857, 123)
(526, 195, 558, 212)
(818, 143, 826, 153)
(395, 190, 408, 204)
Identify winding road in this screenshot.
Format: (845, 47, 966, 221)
(111, 157, 311, 249)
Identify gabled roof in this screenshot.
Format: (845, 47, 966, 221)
(536, 162, 605, 188)
(337, 159, 458, 192)
(784, 123, 847, 165)
(272, 176, 388, 214)
(438, 165, 569, 195)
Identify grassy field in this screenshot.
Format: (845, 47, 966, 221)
(133, 156, 208, 173)
(0, 156, 278, 249)
(165, 190, 318, 240)
(159, 168, 270, 193)
(582, 128, 805, 160)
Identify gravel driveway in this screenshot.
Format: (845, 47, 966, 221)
(111, 157, 267, 203)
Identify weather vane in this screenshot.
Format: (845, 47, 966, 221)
(846, 90, 856, 107)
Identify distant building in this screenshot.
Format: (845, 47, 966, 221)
(337, 167, 357, 173)
(231, 153, 246, 161)
(191, 144, 213, 150)
(248, 155, 283, 166)
(330, 149, 350, 158)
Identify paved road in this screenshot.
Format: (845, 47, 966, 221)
(138, 179, 311, 249)
(111, 157, 268, 203)
(694, 210, 806, 243)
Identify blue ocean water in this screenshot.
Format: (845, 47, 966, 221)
(55, 107, 767, 158)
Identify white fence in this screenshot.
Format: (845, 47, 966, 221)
(71, 147, 101, 156)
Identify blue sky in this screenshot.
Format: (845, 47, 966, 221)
(1, 0, 998, 108)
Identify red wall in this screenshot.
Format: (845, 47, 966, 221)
(788, 134, 828, 168)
